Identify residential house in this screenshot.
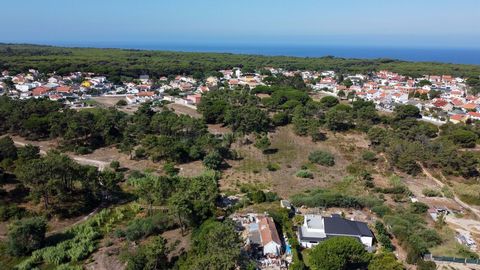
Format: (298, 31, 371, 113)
(449, 114, 468, 124)
(32, 86, 51, 97)
(298, 214, 373, 249)
(186, 94, 201, 105)
(258, 216, 282, 256)
(468, 112, 480, 121)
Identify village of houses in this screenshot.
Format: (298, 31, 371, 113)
(1, 67, 479, 126)
(2, 67, 480, 269)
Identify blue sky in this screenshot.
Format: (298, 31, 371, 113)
(1, 0, 479, 48)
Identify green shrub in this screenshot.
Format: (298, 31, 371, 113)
(266, 163, 280, 171)
(15, 206, 137, 268)
(454, 184, 480, 205)
(7, 217, 46, 256)
(361, 150, 377, 162)
(422, 188, 442, 197)
(371, 205, 391, 217)
(125, 214, 173, 241)
(116, 99, 128, 106)
(74, 146, 92, 155)
(247, 190, 267, 204)
(441, 186, 454, 199)
(291, 189, 363, 209)
(109, 160, 120, 171)
(272, 112, 289, 126)
(410, 202, 429, 214)
(0, 204, 28, 221)
(374, 221, 394, 251)
(308, 151, 335, 166)
(296, 169, 314, 179)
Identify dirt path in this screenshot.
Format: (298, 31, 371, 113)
(12, 140, 109, 171)
(46, 207, 101, 236)
(419, 164, 480, 218)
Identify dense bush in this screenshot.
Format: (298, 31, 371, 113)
(7, 217, 46, 256)
(422, 188, 442, 197)
(290, 189, 364, 209)
(374, 221, 394, 252)
(15, 206, 136, 268)
(362, 151, 377, 162)
(296, 169, 314, 179)
(384, 211, 442, 264)
(0, 204, 28, 221)
(308, 150, 335, 166)
(122, 214, 170, 241)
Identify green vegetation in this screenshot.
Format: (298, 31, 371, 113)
(3, 43, 480, 269)
(7, 217, 47, 256)
(374, 221, 394, 252)
(384, 210, 442, 264)
(307, 237, 370, 270)
(422, 188, 442, 197)
(2, 44, 480, 80)
(124, 235, 169, 270)
(291, 189, 366, 209)
(177, 220, 245, 270)
(296, 169, 314, 179)
(308, 150, 335, 166)
(368, 252, 404, 270)
(15, 205, 138, 269)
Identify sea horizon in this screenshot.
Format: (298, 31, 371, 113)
(10, 41, 480, 66)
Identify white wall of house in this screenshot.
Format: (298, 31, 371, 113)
(360, 236, 373, 247)
(299, 240, 317, 249)
(263, 241, 281, 256)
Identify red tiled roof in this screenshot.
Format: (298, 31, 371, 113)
(433, 99, 449, 108)
(137, 91, 155, 97)
(468, 112, 480, 118)
(450, 114, 467, 121)
(463, 103, 477, 110)
(56, 86, 72, 93)
(258, 216, 281, 246)
(32, 86, 51, 96)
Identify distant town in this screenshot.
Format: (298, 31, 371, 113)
(1, 67, 478, 126)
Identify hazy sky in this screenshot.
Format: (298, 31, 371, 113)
(1, 0, 479, 48)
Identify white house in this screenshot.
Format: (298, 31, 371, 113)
(298, 214, 373, 249)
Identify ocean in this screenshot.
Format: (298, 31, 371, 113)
(48, 42, 480, 65)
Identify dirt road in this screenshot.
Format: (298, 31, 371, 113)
(13, 140, 108, 171)
(420, 164, 480, 218)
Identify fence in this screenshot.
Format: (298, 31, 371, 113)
(424, 254, 480, 265)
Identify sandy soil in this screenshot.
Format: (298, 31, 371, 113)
(167, 103, 201, 118)
(219, 126, 370, 197)
(92, 96, 125, 107)
(86, 239, 126, 270)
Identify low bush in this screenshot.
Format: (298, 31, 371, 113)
(124, 213, 174, 241)
(0, 204, 28, 221)
(374, 221, 394, 251)
(454, 184, 480, 205)
(15, 205, 137, 268)
(362, 151, 377, 162)
(291, 189, 364, 209)
(266, 163, 280, 171)
(296, 169, 314, 179)
(308, 151, 335, 166)
(74, 146, 92, 155)
(371, 205, 391, 217)
(422, 188, 442, 197)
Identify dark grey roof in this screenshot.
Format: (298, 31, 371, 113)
(324, 215, 373, 238)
